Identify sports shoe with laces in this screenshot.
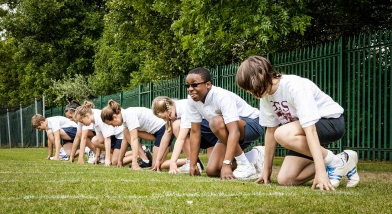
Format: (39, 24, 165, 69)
(133, 159, 152, 168)
(326, 151, 349, 188)
(252, 146, 265, 176)
(144, 146, 153, 164)
(178, 160, 203, 173)
(99, 154, 105, 164)
(343, 150, 360, 187)
(87, 151, 95, 164)
(233, 160, 258, 180)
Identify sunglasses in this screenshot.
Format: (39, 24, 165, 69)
(185, 81, 208, 89)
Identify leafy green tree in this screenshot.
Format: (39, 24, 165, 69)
(0, 0, 105, 106)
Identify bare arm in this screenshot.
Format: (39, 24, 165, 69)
(169, 128, 189, 173)
(52, 130, 61, 160)
(152, 129, 173, 171)
(129, 128, 142, 170)
(304, 125, 334, 191)
(189, 123, 201, 176)
(77, 129, 89, 164)
(220, 121, 241, 180)
(104, 136, 112, 166)
(256, 126, 278, 184)
(70, 130, 82, 163)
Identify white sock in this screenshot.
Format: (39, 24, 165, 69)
(244, 149, 258, 163)
(142, 159, 149, 163)
(234, 152, 251, 165)
(324, 150, 343, 167)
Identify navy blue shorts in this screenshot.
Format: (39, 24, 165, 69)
(222, 117, 264, 150)
(287, 115, 345, 160)
(200, 119, 218, 149)
(110, 135, 122, 150)
(62, 127, 77, 145)
(153, 125, 174, 147)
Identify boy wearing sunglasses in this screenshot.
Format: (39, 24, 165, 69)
(185, 67, 265, 180)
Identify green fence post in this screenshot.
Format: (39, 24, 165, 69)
(338, 36, 344, 152)
(7, 109, 11, 148)
(138, 85, 142, 107)
(120, 92, 123, 106)
(20, 104, 23, 148)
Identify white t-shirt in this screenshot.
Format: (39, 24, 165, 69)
(186, 86, 260, 124)
(77, 122, 95, 131)
(175, 99, 191, 129)
(122, 107, 165, 134)
(92, 109, 123, 139)
(46, 116, 77, 132)
(259, 75, 344, 128)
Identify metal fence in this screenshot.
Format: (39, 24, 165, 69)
(1, 30, 391, 161)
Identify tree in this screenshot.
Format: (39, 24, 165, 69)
(0, 0, 105, 106)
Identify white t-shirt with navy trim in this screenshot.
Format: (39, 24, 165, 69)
(186, 86, 259, 124)
(259, 75, 344, 128)
(46, 116, 77, 132)
(122, 107, 165, 134)
(92, 109, 123, 139)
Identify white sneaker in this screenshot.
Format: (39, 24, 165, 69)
(99, 154, 105, 164)
(87, 151, 95, 164)
(233, 161, 258, 180)
(326, 152, 350, 188)
(178, 160, 202, 173)
(49, 154, 69, 161)
(252, 146, 265, 176)
(343, 150, 360, 187)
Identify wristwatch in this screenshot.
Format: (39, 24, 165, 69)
(223, 160, 232, 165)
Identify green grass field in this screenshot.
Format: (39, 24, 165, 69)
(0, 148, 391, 213)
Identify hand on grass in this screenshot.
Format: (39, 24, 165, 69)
(220, 165, 235, 180)
(152, 162, 161, 172)
(255, 168, 271, 184)
(77, 158, 84, 164)
(93, 157, 99, 165)
(117, 161, 123, 168)
(168, 161, 179, 174)
(189, 165, 201, 176)
(130, 163, 142, 170)
(104, 158, 111, 166)
(312, 173, 335, 191)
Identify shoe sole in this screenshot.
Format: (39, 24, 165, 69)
(253, 146, 265, 174)
(344, 150, 360, 187)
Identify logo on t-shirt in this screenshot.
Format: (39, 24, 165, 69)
(270, 101, 298, 124)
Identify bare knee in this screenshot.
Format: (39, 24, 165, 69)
(274, 127, 292, 147)
(277, 173, 295, 186)
(209, 116, 225, 133)
(206, 167, 220, 177)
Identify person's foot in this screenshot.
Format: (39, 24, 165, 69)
(343, 150, 360, 187)
(99, 154, 105, 164)
(144, 146, 153, 163)
(326, 151, 349, 188)
(87, 151, 95, 164)
(233, 161, 258, 180)
(132, 159, 152, 168)
(252, 146, 265, 176)
(178, 160, 202, 173)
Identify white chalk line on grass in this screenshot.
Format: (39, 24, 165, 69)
(0, 191, 360, 201)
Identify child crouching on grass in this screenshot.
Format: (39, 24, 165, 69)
(31, 114, 78, 161)
(236, 56, 359, 190)
(151, 96, 217, 173)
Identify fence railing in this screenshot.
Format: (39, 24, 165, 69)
(1, 30, 391, 161)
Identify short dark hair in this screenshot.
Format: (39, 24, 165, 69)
(188, 67, 212, 82)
